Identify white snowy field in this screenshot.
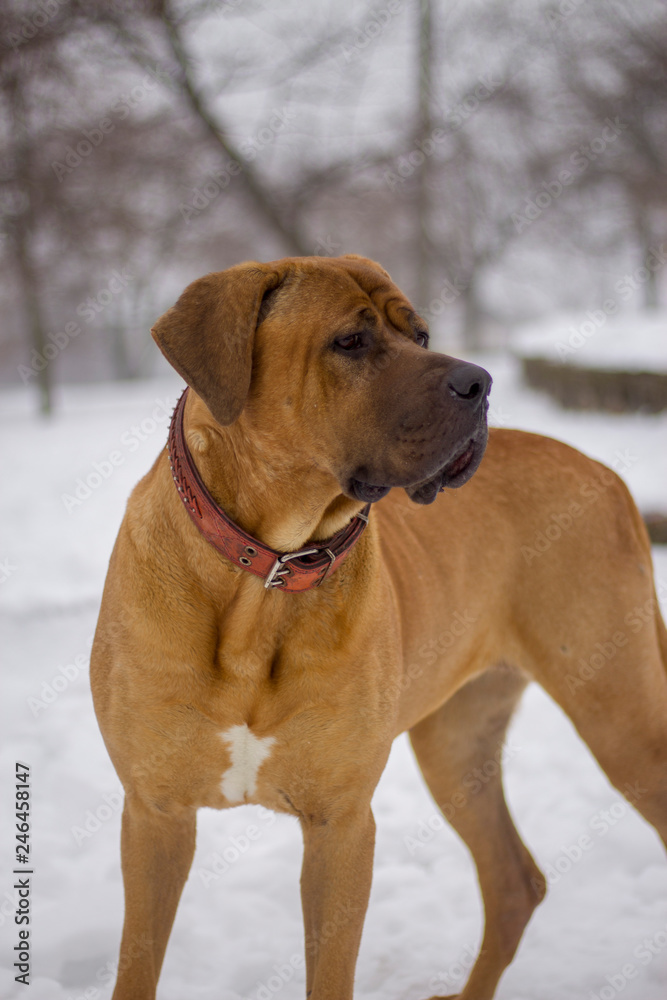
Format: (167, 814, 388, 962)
(511, 310, 667, 372)
(1, 354, 667, 1000)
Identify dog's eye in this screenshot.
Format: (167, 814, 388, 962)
(334, 333, 366, 353)
(415, 332, 429, 349)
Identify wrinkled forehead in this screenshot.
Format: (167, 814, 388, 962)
(270, 257, 425, 336)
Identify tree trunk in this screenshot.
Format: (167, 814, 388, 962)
(462, 273, 483, 350)
(10, 81, 52, 415)
(414, 0, 433, 312)
(15, 231, 52, 415)
(158, 4, 309, 257)
(636, 205, 659, 309)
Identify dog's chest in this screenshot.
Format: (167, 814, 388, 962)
(186, 607, 398, 815)
(198, 671, 386, 814)
(218, 723, 276, 804)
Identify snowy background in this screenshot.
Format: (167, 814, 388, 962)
(2, 338, 667, 1000)
(2, 1, 667, 996)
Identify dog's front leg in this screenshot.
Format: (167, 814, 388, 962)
(299, 805, 375, 1000)
(111, 795, 196, 1000)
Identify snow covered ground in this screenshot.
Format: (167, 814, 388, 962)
(512, 310, 667, 372)
(1, 354, 667, 1000)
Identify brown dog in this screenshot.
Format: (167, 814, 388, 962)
(91, 254, 667, 1000)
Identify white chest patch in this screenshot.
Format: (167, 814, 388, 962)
(219, 724, 276, 804)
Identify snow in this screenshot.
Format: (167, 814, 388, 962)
(2, 356, 667, 1000)
(512, 310, 667, 372)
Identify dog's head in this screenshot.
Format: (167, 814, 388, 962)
(152, 255, 491, 506)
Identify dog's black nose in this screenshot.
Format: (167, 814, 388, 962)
(447, 361, 491, 407)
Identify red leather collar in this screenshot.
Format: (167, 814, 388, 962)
(166, 388, 371, 592)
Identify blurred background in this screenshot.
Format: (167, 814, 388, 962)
(2, 4, 667, 998)
(1, 0, 666, 412)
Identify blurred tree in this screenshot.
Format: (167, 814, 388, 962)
(105, 0, 311, 254)
(415, 0, 434, 312)
(550, 0, 667, 308)
(0, 4, 71, 414)
(2, 0, 666, 406)
(1, 0, 386, 408)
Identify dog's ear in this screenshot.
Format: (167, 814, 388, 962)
(151, 262, 284, 426)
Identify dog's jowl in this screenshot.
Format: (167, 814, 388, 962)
(91, 254, 667, 1000)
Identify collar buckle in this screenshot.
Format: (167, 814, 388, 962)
(169, 388, 371, 593)
(264, 547, 319, 589)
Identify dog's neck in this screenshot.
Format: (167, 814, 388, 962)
(182, 391, 365, 552)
